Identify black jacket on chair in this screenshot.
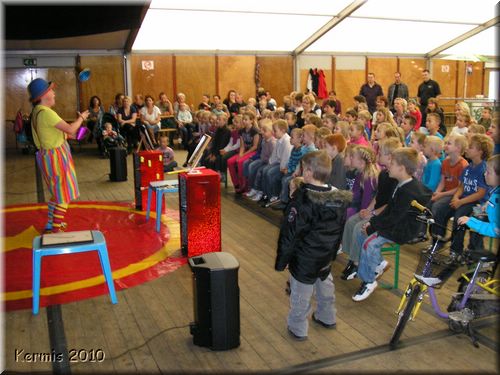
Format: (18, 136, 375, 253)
(275, 182, 352, 284)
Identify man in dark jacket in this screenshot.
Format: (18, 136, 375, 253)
(352, 148, 432, 302)
(275, 151, 352, 340)
(359, 73, 384, 114)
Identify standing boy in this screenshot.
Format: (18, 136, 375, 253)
(352, 148, 432, 301)
(275, 151, 352, 340)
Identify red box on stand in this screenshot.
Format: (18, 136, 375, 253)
(179, 168, 221, 257)
(133, 151, 164, 211)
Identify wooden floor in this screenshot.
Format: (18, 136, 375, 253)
(2, 140, 499, 374)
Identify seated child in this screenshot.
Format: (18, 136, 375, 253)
(324, 134, 347, 190)
(357, 110, 372, 140)
(246, 121, 276, 201)
(349, 120, 370, 147)
(203, 113, 231, 174)
(218, 114, 242, 178)
(334, 121, 350, 143)
(430, 134, 493, 262)
(352, 148, 432, 301)
(346, 145, 379, 219)
(270, 128, 304, 210)
(418, 154, 499, 287)
(285, 111, 297, 132)
(343, 144, 357, 191)
(256, 120, 292, 206)
(422, 136, 444, 192)
(227, 111, 260, 193)
(322, 114, 338, 132)
(275, 151, 352, 340)
(458, 154, 500, 238)
(315, 127, 332, 149)
(156, 135, 178, 173)
(410, 132, 427, 181)
(278, 125, 318, 207)
(102, 122, 125, 148)
(450, 113, 471, 136)
(429, 134, 469, 224)
(341, 138, 400, 280)
(477, 107, 492, 132)
(401, 114, 416, 146)
(425, 113, 444, 140)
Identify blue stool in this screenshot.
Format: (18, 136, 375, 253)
(146, 179, 179, 232)
(32, 230, 118, 315)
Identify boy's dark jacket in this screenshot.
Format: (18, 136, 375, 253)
(275, 182, 352, 284)
(367, 177, 432, 243)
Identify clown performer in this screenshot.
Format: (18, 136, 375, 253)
(27, 78, 89, 233)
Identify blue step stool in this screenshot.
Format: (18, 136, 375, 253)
(146, 179, 179, 232)
(32, 230, 118, 315)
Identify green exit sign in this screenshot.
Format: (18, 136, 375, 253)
(23, 58, 37, 67)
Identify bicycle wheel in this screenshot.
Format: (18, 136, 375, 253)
(389, 284, 421, 350)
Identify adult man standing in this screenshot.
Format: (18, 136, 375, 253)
(417, 69, 441, 125)
(359, 73, 383, 114)
(387, 72, 409, 111)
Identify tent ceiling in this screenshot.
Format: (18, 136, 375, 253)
(133, 0, 499, 57)
(3, 1, 497, 58)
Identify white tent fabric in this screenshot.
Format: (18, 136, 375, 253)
(133, 0, 498, 57)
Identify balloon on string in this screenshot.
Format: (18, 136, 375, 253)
(78, 68, 91, 82)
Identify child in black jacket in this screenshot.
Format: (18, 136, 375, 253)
(275, 151, 352, 340)
(352, 148, 432, 302)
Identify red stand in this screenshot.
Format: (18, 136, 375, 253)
(179, 168, 221, 257)
(133, 151, 164, 211)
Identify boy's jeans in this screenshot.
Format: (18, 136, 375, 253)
(288, 273, 336, 337)
(356, 231, 390, 283)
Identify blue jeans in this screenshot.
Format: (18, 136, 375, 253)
(288, 274, 336, 337)
(341, 213, 369, 263)
(261, 163, 281, 197)
(246, 159, 266, 189)
(356, 231, 391, 283)
(280, 174, 294, 203)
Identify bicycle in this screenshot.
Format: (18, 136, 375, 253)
(389, 200, 499, 350)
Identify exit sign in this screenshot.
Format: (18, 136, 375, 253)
(23, 58, 37, 67)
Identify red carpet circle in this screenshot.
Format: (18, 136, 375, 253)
(3, 201, 187, 312)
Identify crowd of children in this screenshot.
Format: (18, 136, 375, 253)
(100, 87, 498, 341)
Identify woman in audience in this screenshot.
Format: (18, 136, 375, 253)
(296, 94, 321, 128)
(117, 96, 139, 152)
(141, 95, 162, 141)
(109, 93, 124, 117)
(87, 95, 104, 143)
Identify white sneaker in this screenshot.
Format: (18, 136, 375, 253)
(374, 260, 390, 280)
(337, 244, 343, 255)
(414, 274, 442, 287)
(352, 281, 378, 302)
(245, 189, 257, 198)
(251, 192, 263, 201)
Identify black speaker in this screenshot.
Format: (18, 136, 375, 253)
(189, 252, 240, 351)
(132, 153, 142, 209)
(109, 147, 127, 182)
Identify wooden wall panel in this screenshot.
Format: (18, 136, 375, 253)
(484, 69, 492, 98)
(130, 55, 174, 102)
(456, 61, 484, 98)
(4, 68, 76, 121)
(398, 58, 426, 99)
(335, 70, 365, 112)
(367, 57, 398, 97)
(431, 59, 458, 98)
(175, 56, 216, 110)
(4, 69, 46, 120)
(256, 56, 293, 106)
(47, 68, 78, 120)
(218, 56, 256, 102)
(80, 55, 124, 112)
